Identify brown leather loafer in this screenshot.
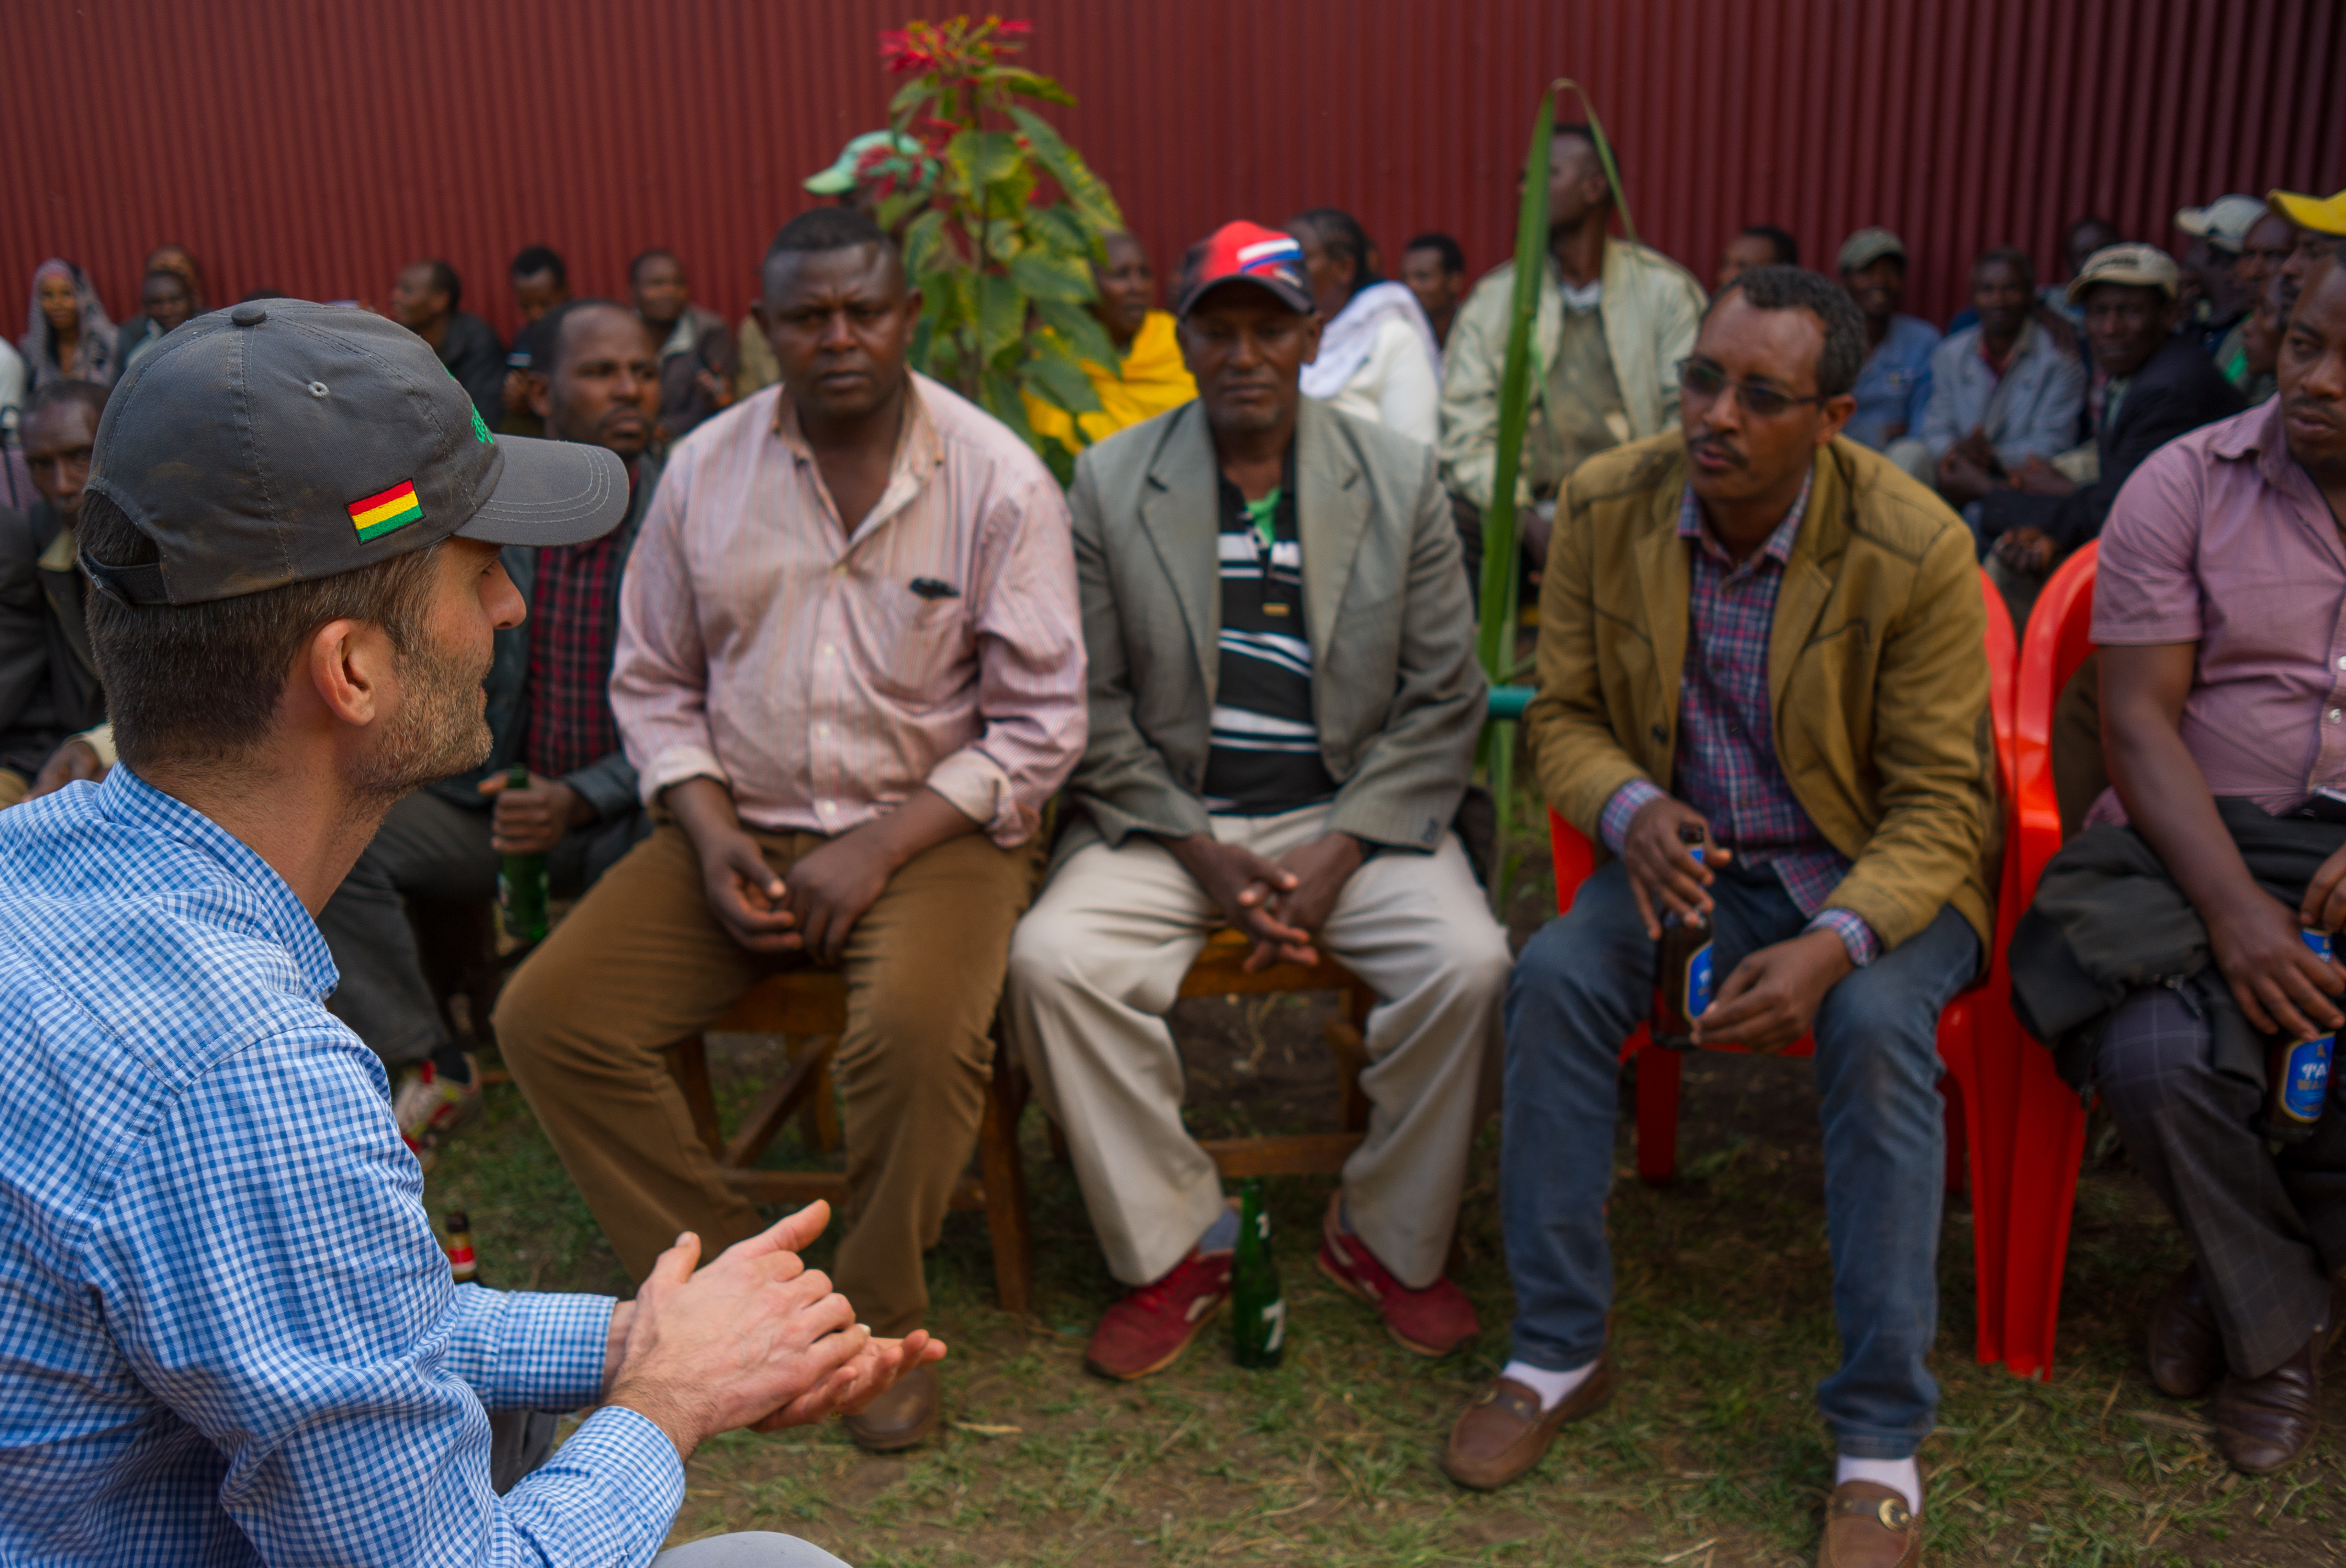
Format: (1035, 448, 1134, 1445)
(2214, 1290, 2344, 1475)
(1440, 1359, 1612, 1490)
(2148, 1263, 2222, 1399)
(1819, 1481, 1922, 1567)
(844, 1362, 940, 1453)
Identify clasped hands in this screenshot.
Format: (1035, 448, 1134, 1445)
(1166, 830, 1364, 972)
(1621, 796, 1851, 1053)
(602, 1200, 945, 1461)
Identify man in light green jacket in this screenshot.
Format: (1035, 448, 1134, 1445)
(1437, 123, 1706, 582)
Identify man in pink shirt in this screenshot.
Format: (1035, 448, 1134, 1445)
(497, 208, 1086, 1454)
(2015, 254, 2346, 1477)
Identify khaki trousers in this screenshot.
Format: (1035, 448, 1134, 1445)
(494, 821, 1036, 1335)
(1006, 804, 1510, 1290)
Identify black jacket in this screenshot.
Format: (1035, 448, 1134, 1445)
(2009, 799, 2345, 1096)
(433, 311, 507, 429)
(0, 501, 104, 779)
(1980, 334, 2244, 553)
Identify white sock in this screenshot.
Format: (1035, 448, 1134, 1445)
(1835, 1455, 1922, 1514)
(1499, 1358, 1596, 1413)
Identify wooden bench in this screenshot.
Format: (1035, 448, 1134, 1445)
(665, 928, 1376, 1318)
(664, 972, 1032, 1314)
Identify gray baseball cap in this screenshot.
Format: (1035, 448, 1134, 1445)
(82, 298, 627, 606)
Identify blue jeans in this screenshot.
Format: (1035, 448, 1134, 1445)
(1501, 858, 1979, 1458)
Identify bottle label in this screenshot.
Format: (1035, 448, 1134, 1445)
(2278, 1035, 2334, 1123)
(1260, 1298, 1286, 1353)
(1684, 941, 1713, 1021)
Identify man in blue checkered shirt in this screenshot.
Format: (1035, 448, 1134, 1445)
(0, 300, 936, 1567)
(1448, 268, 1997, 1568)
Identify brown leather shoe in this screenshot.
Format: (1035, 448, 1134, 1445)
(2148, 1263, 2222, 1399)
(1440, 1360, 1612, 1490)
(844, 1361, 940, 1453)
(1819, 1481, 1922, 1567)
(2213, 1290, 2344, 1475)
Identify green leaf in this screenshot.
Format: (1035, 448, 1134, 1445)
(949, 128, 1021, 188)
(1033, 298, 1118, 369)
(889, 78, 935, 117)
(1030, 206, 1094, 261)
(1024, 343, 1104, 416)
(900, 208, 949, 280)
(996, 68, 1077, 107)
(979, 366, 1040, 449)
(981, 163, 1037, 222)
(1007, 106, 1126, 236)
(1009, 249, 1094, 304)
(1476, 85, 1555, 688)
(976, 271, 1025, 362)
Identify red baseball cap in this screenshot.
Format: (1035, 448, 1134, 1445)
(1178, 221, 1315, 317)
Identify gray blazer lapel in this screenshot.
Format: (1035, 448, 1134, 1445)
(1297, 401, 1370, 681)
(1137, 405, 1224, 701)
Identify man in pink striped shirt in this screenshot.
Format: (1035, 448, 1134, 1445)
(498, 208, 1085, 1453)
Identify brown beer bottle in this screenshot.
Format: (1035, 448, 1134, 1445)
(1652, 823, 1716, 1051)
(443, 1210, 478, 1284)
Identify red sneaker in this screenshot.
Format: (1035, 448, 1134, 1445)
(1085, 1245, 1234, 1380)
(1315, 1192, 1479, 1357)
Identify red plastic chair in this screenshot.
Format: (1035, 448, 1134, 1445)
(1544, 568, 2019, 1371)
(1986, 542, 2101, 1378)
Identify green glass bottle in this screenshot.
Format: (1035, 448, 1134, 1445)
(496, 765, 549, 943)
(1231, 1177, 1286, 1369)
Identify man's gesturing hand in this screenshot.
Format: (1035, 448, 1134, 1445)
(1164, 833, 1312, 971)
(1621, 796, 1726, 940)
(1691, 929, 1852, 1053)
(604, 1202, 946, 1460)
(2211, 886, 2345, 1043)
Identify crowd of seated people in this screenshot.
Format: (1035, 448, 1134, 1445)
(4, 113, 2343, 1567)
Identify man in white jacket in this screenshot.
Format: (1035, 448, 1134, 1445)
(1437, 123, 1706, 581)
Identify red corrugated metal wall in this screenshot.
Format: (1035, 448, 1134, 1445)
(4, 0, 2342, 348)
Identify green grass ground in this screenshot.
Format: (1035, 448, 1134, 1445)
(423, 823, 2346, 1566)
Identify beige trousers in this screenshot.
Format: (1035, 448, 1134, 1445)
(494, 822, 1036, 1335)
(1006, 804, 1509, 1289)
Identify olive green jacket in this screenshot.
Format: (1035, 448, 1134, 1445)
(1437, 237, 1707, 512)
(1526, 430, 1998, 953)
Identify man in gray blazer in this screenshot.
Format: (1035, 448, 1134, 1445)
(1007, 223, 1509, 1382)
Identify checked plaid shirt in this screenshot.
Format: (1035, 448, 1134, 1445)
(1597, 474, 1880, 965)
(0, 766, 682, 1566)
(524, 527, 628, 780)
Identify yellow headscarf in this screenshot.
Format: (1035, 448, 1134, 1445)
(1025, 310, 1197, 454)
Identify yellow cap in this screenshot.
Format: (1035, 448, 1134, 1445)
(2270, 188, 2346, 238)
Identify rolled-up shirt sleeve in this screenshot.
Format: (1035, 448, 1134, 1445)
(924, 478, 1088, 845)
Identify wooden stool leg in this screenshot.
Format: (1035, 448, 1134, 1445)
(788, 1035, 843, 1153)
(669, 1036, 723, 1158)
(980, 1043, 1034, 1314)
(1325, 1016, 1371, 1134)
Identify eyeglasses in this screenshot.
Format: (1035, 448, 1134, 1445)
(1676, 357, 1829, 419)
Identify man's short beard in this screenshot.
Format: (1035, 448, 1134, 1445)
(348, 632, 493, 810)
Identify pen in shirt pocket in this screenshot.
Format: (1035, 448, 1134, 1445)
(909, 577, 960, 600)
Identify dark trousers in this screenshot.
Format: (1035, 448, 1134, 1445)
(316, 788, 649, 1067)
(1503, 858, 1979, 1458)
(2096, 983, 2346, 1376)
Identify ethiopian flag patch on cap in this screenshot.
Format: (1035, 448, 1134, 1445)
(348, 480, 424, 542)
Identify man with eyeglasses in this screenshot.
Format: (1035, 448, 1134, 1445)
(1451, 267, 1994, 1568)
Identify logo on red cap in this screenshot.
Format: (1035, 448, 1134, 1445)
(1182, 221, 1315, 315)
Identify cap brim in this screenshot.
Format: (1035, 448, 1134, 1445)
(2272, 189, 2346, 237)
(804, 167, 857, 194)
(2067, 271, 2175, 303)
(455, 435, 630, 547)
(1178, 273, 1317, 319)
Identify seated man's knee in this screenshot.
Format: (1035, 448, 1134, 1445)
(2093, 985, 2214, 1123)
(1005, 901, 1094, 1003)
